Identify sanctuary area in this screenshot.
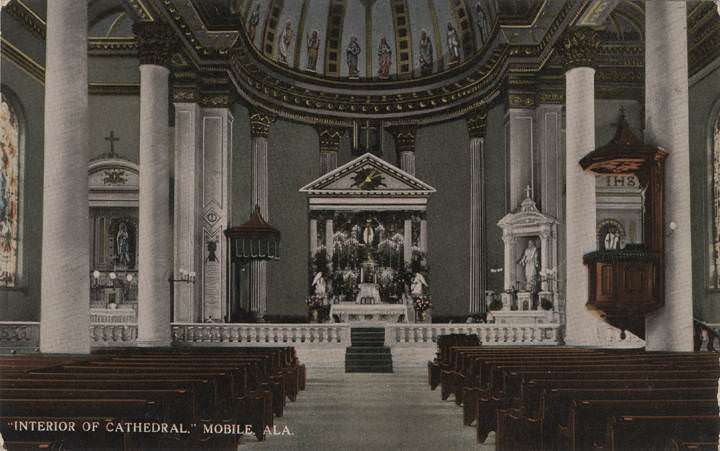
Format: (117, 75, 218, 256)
(1, 0, 720, 449)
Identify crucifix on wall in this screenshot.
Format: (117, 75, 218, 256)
(105, 130, 120, 157)
(353, 120, 383, 156)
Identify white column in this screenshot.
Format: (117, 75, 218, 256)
(201, 107, 233, 322)
(325, 219, 334, 259)
(540, 230, 550, 292)
(502, 234, 515, 291)
(319, 151, 337, 175)
(505, 106, 534, 211)
(40, 0, 90, 354)
(135, 23, 174, 346)
(399, 152, 415, 175)
(419, 219, 428, 253)
(563, 28, 610, 346)
(403, 219, 412, 264)
(644, 1, 693, 351)
(468, 111, 487, 314)
(535, 103, 564, 219)
(310, 219, 318, 255)
(248, 109, 274, 321)
(173, 102, 201, 323)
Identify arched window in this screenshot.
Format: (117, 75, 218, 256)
(0, 90, 22, 287)
(712, 114, 720, 287)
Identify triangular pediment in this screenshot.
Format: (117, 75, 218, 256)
(299, 153, 435, 196)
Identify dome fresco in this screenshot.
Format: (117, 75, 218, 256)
(193, 0, 544, 81)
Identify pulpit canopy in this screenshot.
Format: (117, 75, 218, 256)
(224, 206, 281, 261)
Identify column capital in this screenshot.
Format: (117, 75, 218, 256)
(315, 125, 346, 153)
(466, 110, 488, 139)
(562, 27, 601, 70)
(249, 107, 277, 138)
(133, 22, 175, 67)
(505, 70, 536, 109)
(388, 125, 417, 153)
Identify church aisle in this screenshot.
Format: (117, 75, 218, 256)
(249, 368, 493, 450)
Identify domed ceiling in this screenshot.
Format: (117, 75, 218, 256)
(192, 0, 542, 81)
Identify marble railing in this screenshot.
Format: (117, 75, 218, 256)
(90, 323, 137, 346)
(0, 321, 40, 351)
(171, 323, 352, 345)
(386, 323, 562, 345)
(1, 321, 561, 349)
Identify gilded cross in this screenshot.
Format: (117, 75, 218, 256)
(524, 185, 533, 199)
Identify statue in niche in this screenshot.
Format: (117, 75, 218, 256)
(411, 273, 428, 297)
(346, 37, 361, 78)
(446, 22, 460, 65)
(419, 30, 434, 75)
(247, 4, 260, 41)
(312, 272, 326, 298)
(362, 218, 375, 245)
(517, 239, 539, 291)
(377, 37, 392, 78)
(306, 30, 320, 71)
(277, 21, 294, 65)
(116, 222, 131, 267)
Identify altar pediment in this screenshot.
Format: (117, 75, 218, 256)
(300, 153, 435, 197)
(88, 156, 139, 208)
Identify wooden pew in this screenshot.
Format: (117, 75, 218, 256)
(498, 387, 719, 451)
(596, 416, 720, 451)
(559, 399, 719, 451)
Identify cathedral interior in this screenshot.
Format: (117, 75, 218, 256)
(2, 0, 720, 449)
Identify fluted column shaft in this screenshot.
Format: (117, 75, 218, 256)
(391, 126, 417, 176)
(644, 1, 693, 351)
(135, 23, 174, 346)
(467, 111, 487, 314)
(40, 0, 90, 353)
(248, 109, 275, 321)
(317, 126, 344, 175)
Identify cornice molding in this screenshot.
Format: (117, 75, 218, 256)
(88, 37, 138, 57)
(4, 0, 46, 40)
(0, 37, 44, 84)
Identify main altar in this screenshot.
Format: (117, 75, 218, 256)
(300, 153, 436, 324)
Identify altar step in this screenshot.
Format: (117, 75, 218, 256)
(345, 327, 393, 373)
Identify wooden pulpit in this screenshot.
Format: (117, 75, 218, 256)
(580, 117, 667, 339)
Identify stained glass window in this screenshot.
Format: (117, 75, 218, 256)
(712, 115, 720, 288)
(0, 92, 20, 287)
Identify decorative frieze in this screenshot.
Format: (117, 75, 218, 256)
(133, 22, 175, 67)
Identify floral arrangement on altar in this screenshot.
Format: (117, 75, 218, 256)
(413, 296, 433, 312)
(305, 296, 324, 310)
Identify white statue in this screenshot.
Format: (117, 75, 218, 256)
(517, 239, 539, 291)
(411, 273, 428, 297)
(312, 272, 326, 298)
(604, 228, 621, 250)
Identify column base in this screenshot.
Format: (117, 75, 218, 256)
(136, 339, 172, 347)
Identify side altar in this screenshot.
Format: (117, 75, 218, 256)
(299, 153, 436, 324)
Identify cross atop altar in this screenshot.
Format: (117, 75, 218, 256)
(300, 153, 436, 323)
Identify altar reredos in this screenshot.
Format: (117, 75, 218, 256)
(299, 153, 435, 211)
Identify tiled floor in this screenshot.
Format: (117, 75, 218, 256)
(247, 368, 495, 450)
